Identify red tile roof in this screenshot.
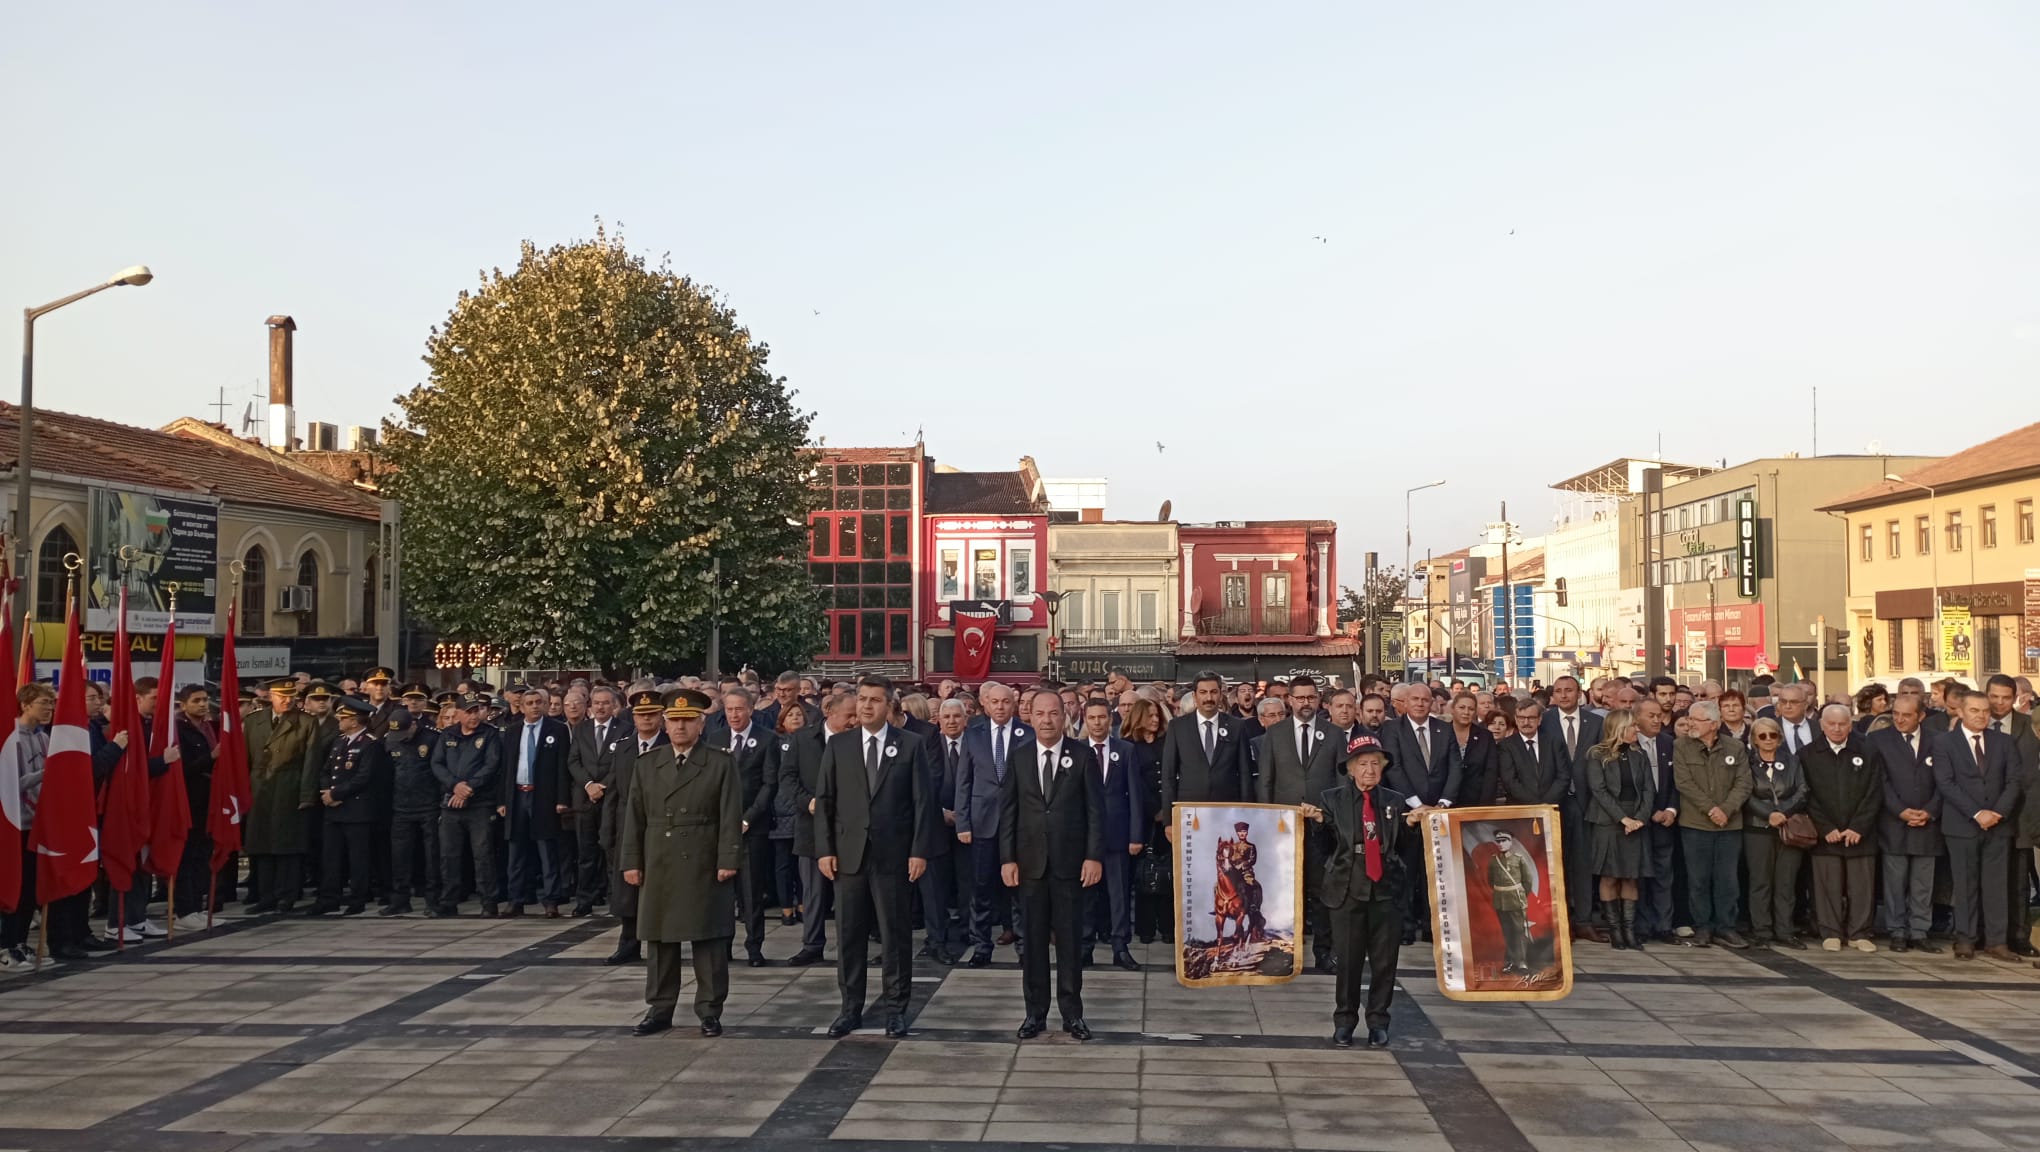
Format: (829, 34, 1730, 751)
(0, 403, 381, 521)
(926, 470, 1044, 516)
(1820, 422, 2040, 511)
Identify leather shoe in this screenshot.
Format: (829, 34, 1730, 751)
(1112, 951, 1142, 972)
(748, 952, 769, 968)
(1065, 1018, 1092, 1041)
(788, 947, 824, 967)
(967, 951, 991, 969)
(1954, 939, 1976, 960)
(1016, 1017, 1045, 1040)
(1889, 936, 1910, 953)
(1983, 945, 2019, 963)
(997, 930, 1018, 946)
(603, 944, 642, 967)
(571, 903, 594, 918)
(506, 905, 526, 918)
(2012, 940, 2039, 958)
(885, 1015, 908, 1038)
(1332, 1026, 1355, 1048)
(1715, 930, 1751, 950)
(1366, 1027, 1391, 1048)
(1912, 939, 1944, 954)
(826, 1014, 862, 1038)
(632, 1010, 672, 1037)
(700, 1018, 723, 1038)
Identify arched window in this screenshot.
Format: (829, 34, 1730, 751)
(296, 550, 320, 637)
(361, 555, 378, 637)
(35, 525, 83, 623)
(241, 546, 267, 636)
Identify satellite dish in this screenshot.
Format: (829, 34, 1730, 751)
(1158, 499, 1173, 521)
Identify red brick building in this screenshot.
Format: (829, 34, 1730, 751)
(1176, 520, 1358, 685)
(806, 447, 925, 681)
(923, 458, 1050, 685)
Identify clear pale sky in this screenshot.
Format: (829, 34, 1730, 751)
(7, 3, 2036, 575)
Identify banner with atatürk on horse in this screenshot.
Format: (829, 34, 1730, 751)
(1173, 802, 1303, 987)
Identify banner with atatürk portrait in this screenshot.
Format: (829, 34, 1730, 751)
(1173, 802, 1303, 987)
(1422, 804, 1574, 1002)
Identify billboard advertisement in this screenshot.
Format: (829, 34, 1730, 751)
(85, 487, 219, 635)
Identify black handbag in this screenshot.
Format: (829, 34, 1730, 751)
(1136, 848, 1173, 897)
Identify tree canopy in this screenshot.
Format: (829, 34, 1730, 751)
(383, 228, 822, 673)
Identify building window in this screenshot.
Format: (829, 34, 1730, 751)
(2020, 499, 2035, 544)
(34, 525, 83, 624)
(812, 516, 830, 557)
(1064, 592, 1084, 632)
(1263, 572, 1290, 630)
(1916, 515, 1932, 555)
(1917, 618, 1935, 671)
(1859, 523, 1873, 562)
(1887, 520, 1901, 559)
(296, 551, 321, 637)
(362, 555, 378, 637)
(241, 546, 267, 636)
(1981, 505, 1998, 548)
(1887, 618, 1904, 673)
(1980, 616, 2002, 674)
(837, 516, 857, 558)
(1946, 510, 1963, 553)
(1100, 590, 1121, 637)
(1138, 590, 1159, 636)
(938, 548, 960, 599)
(1009, 547, 1033, 598)
(972, 549, 999, 599)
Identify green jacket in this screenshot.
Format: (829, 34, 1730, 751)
(1488, 851, 1533, 912)
(1672, 734, 1752, 831)
(619, 743, 743, 943)
(245, 707, 318, 854)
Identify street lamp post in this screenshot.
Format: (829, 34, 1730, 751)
(1405, 480, 1445, 673)
(1885, 473, 1939, 676)
(16, 265, 154, 636)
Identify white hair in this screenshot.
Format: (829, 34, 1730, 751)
(1687, 700, 1720, 722)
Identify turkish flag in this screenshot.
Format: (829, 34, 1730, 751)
(0, 580, 17, 727)
(207, 603, 252, 874)
(144, 614, 189, 878)
(31, 600, 101, 904)
(100, 588, 151, 896)
(954, 610, 999, 681)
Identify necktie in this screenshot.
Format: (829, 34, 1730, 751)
(730, 728, 742, 754)
(1361, 789, 1383, 882)
(947, 740, 959, 775)
(1526, 737, 1537, 762)
(521, 724, 536, 786)
(1203, 719, 1216, 761)
(1095, 741, 1108, 781)
(865, 734, 882, 791)
(1042, 747, 1056, 798)
(1299, 724, 1311, 763)
(1974, 734, 1986, 768)
(1564, 714, 1576, 758)
(1905, 732, 1916, 757)
(994, 727, 1008, 777)
(1416, 721, 1431, 765)
(640, 739, 651, 754)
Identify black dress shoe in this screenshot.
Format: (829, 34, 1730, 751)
(826, 1014, 863, 1038)
(52, 944, 89, 961)
(885, 1015, 908, 1038)
(1912, 939, 1944, 954)
(244, 900, 277, 915)
(603, 944, 643, 967)
(426, 904, 450, 919)
(967, 951, 991, 969)
(342, 904, 366, 916)
(1889, 936, 1910, 953)
(379, 902, 411, 917)
(481, 904, 500, 918)
(1016, 1018, 1044, 1040)
(1112, 951, 1142, 971)
(506, 905, 526, 918)
(1332, 1027, 1355, 1048)
(748, 952, 769, 968)
(2012, 941, 2039, 958)
(1366, 1027, 1391, 1048)
(1065, 1018, 1092, 1041)
(632, 1010, 672, 1037)
(1079, 951, 1094, 968)
(305, 902, 336, 916)
(571, 903, 594, 918)
(700, 1018, 723, 1038)
(80, 935, 119, 954)
(788, 947, 824, 966)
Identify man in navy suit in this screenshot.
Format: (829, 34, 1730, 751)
(954, 682, 1032, 966)
(1539, 676, 1606, 943)
(1075, 697, 1147, 971)
(1632, 699, 1685, 944)
(918, 699, 970, 965)
(999, 692, 1105, 1040)
(1871, 694, 1942, 952)
(1936, 688, 2023, 961)
(1382, 683, 1460, 944)
(1159, 671, 1247, 816)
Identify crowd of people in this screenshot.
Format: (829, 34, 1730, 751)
(4, 659, 2037, 1048)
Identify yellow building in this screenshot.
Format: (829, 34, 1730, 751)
(1819, 422, 2040, 687)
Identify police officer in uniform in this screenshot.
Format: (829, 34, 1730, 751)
(604, 690, 668, 965)
(308, 698, 390, 916)
(299, 681, 342, 895)
(383, 684, 443, 916)
(621, 689, 743, 1037)
(432, 693, 503, 917)
(362, 667, 404, 733)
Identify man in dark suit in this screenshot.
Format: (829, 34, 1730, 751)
(1985, 675, 2040, 957)
(953, 682, 1032, 966)
(498, 689, 571, 917)
(1802, 704, 1886, 952)
(815, 676, 939, 1038)
(1937, 688, 2023, 961)
(1872, 694, 1942, 952)
(1257, 675, 1340, 970)
(566, 685, 628, 917)
(1539, 676, 1605, 943)
(781, 692, 855, 966)
(715, 687, 778, 966)
(918, 699, 969, 966)
(757, 671, 824, 733)
(1382, 682, 1459, 944)
(1159, 671, 1247, 821)
(1074, 697, 1147, 971)
(1000, 692, 1105, 1040)
(1498, 700, 1572, 808)
(1631, 699, 1685, 944)
(1308, 733, 1408, 1049)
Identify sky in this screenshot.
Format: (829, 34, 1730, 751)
(6, 3, 2037, 578)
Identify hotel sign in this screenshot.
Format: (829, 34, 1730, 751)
(1736, 498, 1758, 599)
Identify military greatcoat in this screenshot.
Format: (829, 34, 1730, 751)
(619, 743, 743, 943)
(244, 707, 318, 854)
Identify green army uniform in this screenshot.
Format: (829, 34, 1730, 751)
(1488, 847, 1534, 974)
(245, 680, 319, 911)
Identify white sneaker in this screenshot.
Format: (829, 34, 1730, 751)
(114, 926, 147, 944)
(139, 920, 169, 938)
(1851, 938, 1877, 953)
(173, 913, 211, 933)
(0, 949, 16, 970)
(1674, 925, 1695, 938)
(1821, 937, 1842, 952)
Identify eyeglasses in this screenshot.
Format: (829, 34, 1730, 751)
(1754, 732, 1782, 741)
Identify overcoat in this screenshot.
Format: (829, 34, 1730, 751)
(619, 742, 743, 942)
(244, 708, 317, 854)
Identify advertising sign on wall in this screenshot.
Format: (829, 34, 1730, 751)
(85, 487, 219, 634)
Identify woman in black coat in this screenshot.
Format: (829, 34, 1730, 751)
(1447, 692, 1499, 807)
(1122, 698, 1171, 944)
(1585, 708, 1656, 949)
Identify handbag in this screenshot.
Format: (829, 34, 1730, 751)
(1766, 763, 1818, 849)
(1136, 847, 1173, 896)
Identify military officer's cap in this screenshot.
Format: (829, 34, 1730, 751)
(458, 692, 490, 712)
(263, 677, 299, 697)
(399, 682, 430, 701)
(504, 680, 531, 695)
(240, 684, 262, 701)
(303, 681, 337, 701)
(363, 666, 395, 684)
(1342, 733, 1392, 765)
(664, 688, 712, 720)
(334, 696, 372, 717)
(431, 690, 460, 709)
(629, 690, 663, 716)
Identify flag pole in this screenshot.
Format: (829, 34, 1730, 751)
(113, 548, 132, 955)
(207, 562, 242, 934)
(35, 903, 46, 971)
(37, 555, 84, 972)
(164, 582, 179, 941)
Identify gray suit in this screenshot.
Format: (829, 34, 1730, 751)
(954, 720, 1032, 956)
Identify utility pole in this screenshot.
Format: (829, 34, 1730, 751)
(1422, 548, 1433, 683)
(1643, 467, 1667, 679)
(1499, 501, 1513, 684)
(1362, 551, 1378, 673)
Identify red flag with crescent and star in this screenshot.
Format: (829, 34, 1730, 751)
(954, 608, 999, 681)
(144, 611, 190, 878)
(31, 597, 101, 903)
(208, 602, 252, 872)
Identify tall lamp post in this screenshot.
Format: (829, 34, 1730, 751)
(16, 266, 154, 636)
(1405, 480, 1445, 674)
(1885, 473, 1939, 675)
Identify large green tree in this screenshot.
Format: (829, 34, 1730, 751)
(383, 228, 823, 673)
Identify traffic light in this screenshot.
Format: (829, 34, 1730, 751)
(1554, 577, 1568, 608)
(1824, 626, 1851, 662)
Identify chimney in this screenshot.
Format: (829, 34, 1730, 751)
(266, 315, 297, 450)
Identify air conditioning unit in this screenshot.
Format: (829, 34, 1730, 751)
(278, 584, 315, 613)
(306, 422, 339, 451)
(347, 425, 379, 450)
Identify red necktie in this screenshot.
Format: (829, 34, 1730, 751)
(1362, 789, 1384, 882)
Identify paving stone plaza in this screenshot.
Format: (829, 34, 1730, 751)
(2, 913, 2039, 1151)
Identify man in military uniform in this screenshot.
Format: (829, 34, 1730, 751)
(1488, 830, 1535, 975)
(298, 682, 341, 896)
(620, 689, 743, 1037)
(604, 689, 668, 965)
(362, 667, 403, 733)
(432, 694, 503, 917)
(360, 668, 403, 902)
(245, 678, 319, 914)
(383, 684, 442, 916)
(309, 698, 389, 916)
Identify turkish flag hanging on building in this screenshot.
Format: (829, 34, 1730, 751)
(31, 599, 101, 904)
(954, 610, 999, 681)
(208, 603, 252, 873)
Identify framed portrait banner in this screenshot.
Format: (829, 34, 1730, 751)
(1173, 802, 1303, 987)
(1421, 804, 1573, 1001)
